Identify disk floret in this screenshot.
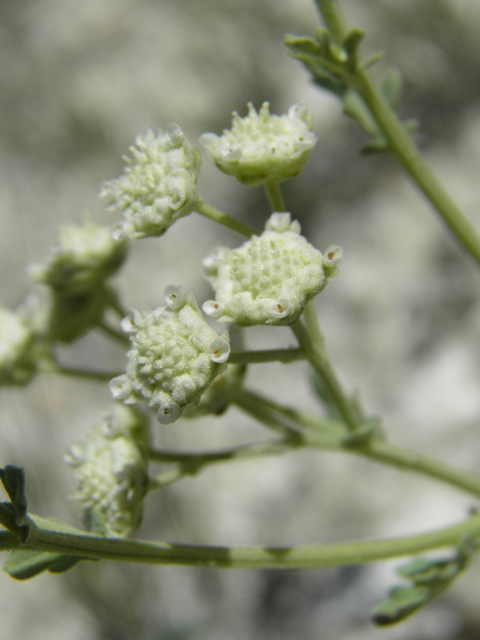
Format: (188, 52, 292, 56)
(199, 102, 316, 186)
(202, 212, 342, 326)
(65, 405, 150, 538)
(99, 125, 201, 240)
(109, 286, 230, 424)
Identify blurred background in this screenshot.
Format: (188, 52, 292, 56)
(1, 0, 480, 638)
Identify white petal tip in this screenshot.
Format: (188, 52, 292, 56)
(164, 285, 187, 310)
(157, 402, 181, 425)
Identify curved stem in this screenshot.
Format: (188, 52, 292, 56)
(20, 511, 480, 569)
(195, 199, 258, 237)
(264, 180, 287, 212)
(229, 348, 305, 365)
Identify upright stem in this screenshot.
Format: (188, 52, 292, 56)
(314, 0, 347, 45)
(264, 180, 287, 212)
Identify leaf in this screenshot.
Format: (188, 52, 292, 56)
(371, 585, 430, 625)
(380, 67, 403, 110)
(0, 466, 30, 542)
(4, 549, 69, 580)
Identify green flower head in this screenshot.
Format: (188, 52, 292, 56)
(199, 102, 316, 186)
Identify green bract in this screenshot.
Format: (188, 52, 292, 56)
(109, 287, 230, 424)
(100, 125, 201, 240)
(199, 102, 316, 186)
(202, 213, 342, 326)
(65, 405, 150, 538)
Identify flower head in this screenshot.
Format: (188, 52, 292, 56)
(199, 102, 316, 186)
(65, 405, 150, 538)
(27, 219, 128, 295)
(100, 125, 201, 240)
(0, 308, 37, 385)
(109, 287, 230, 424)
(202, 212, 341, 326)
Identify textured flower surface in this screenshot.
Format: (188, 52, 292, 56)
(65, 405, 150, 538)
(99, 125, 201, 240)
(27, 219, 128, 295)
(109, 287, 230, 424)
(199, 102, 316, 186)
(203, 213, 342, 326)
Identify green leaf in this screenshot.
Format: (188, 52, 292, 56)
(0, 466, 30, 542)
(380, 67, 403, 110)
(4, 548, 71, 580)
(371, 585, 430, 625)
(342, 28, 365, 59)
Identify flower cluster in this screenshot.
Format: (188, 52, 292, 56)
(65, 405, 150, 537)
(202, 212, 342, 326)
(199, 102, 316, 186)
(100, 125, 201, 240)
(109, 287, 230, 424)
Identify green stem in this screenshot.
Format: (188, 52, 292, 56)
(18, 511, 480, 569)
(229, 348, 305, 365)
(42, 362, 121, 383)
(313, 0, 480, 266)
(195, 199, 258, 237)
(234, 388, 480, 499)
(314, 0, 348, 45)
(291, 304, 360, 431)
(97, 320, 130, 346)
(349, 69, 480, 267)
(263, 180, 287, 212)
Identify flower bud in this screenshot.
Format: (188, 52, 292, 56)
(199, 102, 316, 186)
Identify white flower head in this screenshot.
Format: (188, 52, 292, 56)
(99, 125, 202, 240)
(65, 408, 150, 538)
(110, 287, 230, 424)
(27, 219, 128, 295)
(199, 102, 316, 186)
(202, 212, 341, 326)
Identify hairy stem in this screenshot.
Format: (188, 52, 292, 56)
(229, 348, 305, 365)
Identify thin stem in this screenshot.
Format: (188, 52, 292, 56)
(228, 348, 305, 365)
(232, 389, 304, 440)
(237, 387, 344, 432)
(314, 0, 348, 45)
(263, 180, 287, 212)
(43, 363, 121, 383)
(349, 69, 480, 267)
(195, 199, 258, 237)
(19, 511, 480, 569)
(97, 321, 130, 346)
(291, 306, 360, 431)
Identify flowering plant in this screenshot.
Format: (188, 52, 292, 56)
(1, 0, 480, 632)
